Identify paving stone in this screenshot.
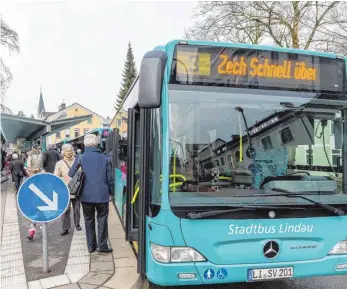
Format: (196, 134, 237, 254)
(51, 285, 79, 289)
(78, 272, 111, 286)
(114, 257, 137, 268)
(0, 275, 27, 288)
(103, 267, 140, 289)
(27, 280, 42, 289)
(72, 234, 86, 240)
(90, 261, 114, 272)
(70, 238, 87, 245)
(90, 253, 113, 263)
(1, 282, 28, 289)
(0, 259, 25, 270)
(64, 264, 89, 274)
(1, 246, 23, 256)
(66, 273, 87, 283)
(77, 284, 97, 289)
(68, 249, 89, 258)
(0, 265, 25, 277)
(67, 243, 87, 251)
(108, 225, 125, 239)
(65, 256, 89, 265)
(1, 252, 23, 262)
(39, 274, 70, 289)
(111, 244, 134, 259)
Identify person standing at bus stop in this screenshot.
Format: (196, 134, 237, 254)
(26, 144, 43, 241)
(27, 144, 43, 176)
(54, 144, 81, 235)
(69, 134, 114, 253)
(42, 144, 60, 173)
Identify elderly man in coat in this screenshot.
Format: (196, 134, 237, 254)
(69, 134, 114, 253)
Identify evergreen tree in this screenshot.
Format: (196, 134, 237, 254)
(115, 42, 137, 110)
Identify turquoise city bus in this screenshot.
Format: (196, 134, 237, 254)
(109, 40, 347, 286)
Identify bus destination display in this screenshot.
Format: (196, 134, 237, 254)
(172, 45, 344, 93)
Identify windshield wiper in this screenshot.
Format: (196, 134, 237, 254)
(187, 205, 305, 220)
(249, 188, 345, 216)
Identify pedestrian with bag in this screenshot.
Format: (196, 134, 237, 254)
(54, 144, 81, 235)
(68, 134, 114, 253)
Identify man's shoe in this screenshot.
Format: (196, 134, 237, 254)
(89, 248, 96, 253)
(61, 230, 69, 236)
(97, 247, 113, 253)
(76, 225, 82, 231)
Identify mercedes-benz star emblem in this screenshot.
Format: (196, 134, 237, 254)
(263, 241, 280, 259)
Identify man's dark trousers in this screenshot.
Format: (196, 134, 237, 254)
(81, 202, 109, 252)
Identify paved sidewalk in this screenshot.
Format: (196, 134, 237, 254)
(0, 181, 141, 289)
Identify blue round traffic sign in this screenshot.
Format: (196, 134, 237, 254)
(17, 173, 70, 223)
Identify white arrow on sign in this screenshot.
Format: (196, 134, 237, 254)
(29, 183, 58, 211)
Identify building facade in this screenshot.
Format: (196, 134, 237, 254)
(45, 103, 104, 145)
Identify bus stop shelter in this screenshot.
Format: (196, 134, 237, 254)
(0, 113, 92, 151)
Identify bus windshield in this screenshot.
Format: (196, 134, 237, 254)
(168, 85, 347, 207)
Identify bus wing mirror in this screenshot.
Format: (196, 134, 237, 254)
(138, 50, 168, 108)
(333, 120, 342, 150)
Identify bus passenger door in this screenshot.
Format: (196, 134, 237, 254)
(125, 108, 140, 242)
(126, 107, 149, 276)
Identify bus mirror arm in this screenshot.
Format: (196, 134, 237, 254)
(235, 107, 256, 158)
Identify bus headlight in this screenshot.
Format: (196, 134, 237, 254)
(171, 247, 206, 262)
(329, 241, 347, 254)
(151, 243, 206, 263)
(151, 243, 170, 263)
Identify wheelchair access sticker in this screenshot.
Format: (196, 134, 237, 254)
(217, 268, 228, 279)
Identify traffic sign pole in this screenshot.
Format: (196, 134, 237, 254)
(42, 223, 49, 273)
(17, 173, 70, 274)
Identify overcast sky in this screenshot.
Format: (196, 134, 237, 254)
(2, 0, 197, 118)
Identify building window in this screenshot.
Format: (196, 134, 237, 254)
(74, 128, 80, 138)
(215, 160, 220, 167)
(117, 119, 122, 126)
(280, 128, 294, 144)
(65, 129, 70, 138)
(83, 128, 89, 135)
(306, 149, 313, 165)
(262, 136, 273, 150)
(332, 149, 341, 166)
(220, 157, 225, 166)
(87, 117, 92, 124)
(56, 131, 61, 138)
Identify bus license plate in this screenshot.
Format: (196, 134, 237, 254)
(248, 267, 293, 281)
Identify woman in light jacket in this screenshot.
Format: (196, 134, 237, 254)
(54, 143, 81, 235)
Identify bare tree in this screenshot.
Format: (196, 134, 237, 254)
(186, 1, 347, 53)
(1, 17, 20, 96)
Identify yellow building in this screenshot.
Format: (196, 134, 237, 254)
(45, 103, 104, 145)
(110, 108, 128, 137)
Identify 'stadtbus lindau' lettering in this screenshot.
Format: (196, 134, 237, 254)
(228, 223, 314, 235)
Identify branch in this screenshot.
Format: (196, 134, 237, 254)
(304, 1, 339, 50)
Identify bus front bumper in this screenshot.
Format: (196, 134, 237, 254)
(146, 254, 347, 286)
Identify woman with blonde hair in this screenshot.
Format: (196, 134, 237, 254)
(55, 143, 81, 235)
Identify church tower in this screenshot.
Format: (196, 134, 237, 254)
(37, 86, 45, 119)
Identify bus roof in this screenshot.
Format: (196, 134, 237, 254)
(163, 40, 343, 59)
